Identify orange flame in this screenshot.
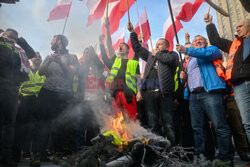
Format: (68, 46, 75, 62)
(111, 111, 130, 141)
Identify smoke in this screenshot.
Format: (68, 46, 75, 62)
(0, 0, 102, 59)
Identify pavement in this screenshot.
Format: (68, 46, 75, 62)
(17, 153, 250, 167)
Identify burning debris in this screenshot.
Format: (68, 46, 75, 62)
(55, 112, 232, 167)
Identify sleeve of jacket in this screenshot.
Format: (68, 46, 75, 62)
(130, 32, 149, 61)
(186, 46, 222, 61)
(100, 43, 113, 70)
(17, 37, 36, 59)
(155, 51, 178, 66)
(206, 23, 232, 54)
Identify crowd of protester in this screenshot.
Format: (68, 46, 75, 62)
(0, 11, 249, 167)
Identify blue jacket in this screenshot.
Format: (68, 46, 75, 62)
(184, 46, 226, 100)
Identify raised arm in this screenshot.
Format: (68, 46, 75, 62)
(127, 22, 149, 61)
(104, 17, 115, 58)
(99, 34, 113, 70)
(204, 13, 232, 53)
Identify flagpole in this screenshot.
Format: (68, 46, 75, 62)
(62, 0, 73, 35)
(167, 0, 183, 70)
(135, 0, 143, 37)
(106, 0, 109, 17)
(62, 16, 69, 35)
(127, 0, 131, 22)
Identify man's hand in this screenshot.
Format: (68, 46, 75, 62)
(185, 32, 190, 43)
(180, 71, 187, 82)
(138, 33, 144, 42)
(152, 49, 159, 56)
(136, 91, 143, 102)
(176, 44, 186, 53)
(127, 21, 134, 33)
(204, 13, 213, 25)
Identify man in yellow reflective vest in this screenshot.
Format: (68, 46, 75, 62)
(100, 18, 139, 121)
(13, 52, 45, 162)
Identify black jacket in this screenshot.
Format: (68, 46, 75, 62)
(206, 23, 250, 84)
(0, 37, 27, 88)
(130, 32, 178, 96)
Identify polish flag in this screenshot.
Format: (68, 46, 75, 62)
(112, 27, 125, 51)
(162, 17, 183, 51)
(172, 0, 204, 22)
(47, 0, 72, 21)
(101, 0, 135, 35)
(127, 8, 151, 59)
(134, 9, 151, 42)
(86, 0, 107, 26)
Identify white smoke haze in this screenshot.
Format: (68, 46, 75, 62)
(0, 0, 102, 59)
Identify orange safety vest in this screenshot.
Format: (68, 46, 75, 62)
(224, 39, 242, 81)
(213, 59, 225, 79)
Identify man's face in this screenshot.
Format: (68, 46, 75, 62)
(31, 53, 42, 66)
(236, 20, 250, 38)
(118, 43, 129, 56)
(5, 30, 18, 42)
(156, 39, 168, 51)
(192, 36, 207, 48)
(83, 48, 90, 60)
(51, 36, 59, 51)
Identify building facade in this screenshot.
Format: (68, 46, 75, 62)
(214, 0, 249, 40)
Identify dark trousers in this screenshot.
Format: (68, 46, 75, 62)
(143, 91, 175, 146)
(76, 101, 100, 149)
(0, 87, 18, 159)
(32, 88, 73, 155)
(189, 91, 234, 161)
(174, 100, 195, 148)
(14, 95, 37, 153)
(226, 96, 249, 156)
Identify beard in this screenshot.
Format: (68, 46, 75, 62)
(51, 44, 58, 51)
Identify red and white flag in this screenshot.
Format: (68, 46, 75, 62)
(86, 0, 107, 26)
(134, 8, 151, 42)
(172, 0, 204, 22)
(112, 27, 125, 51)
(47, 0, 72, 21)
(162, 17, 183, 51)
(127, 8, 151, 59)
(101, 0, 135, 35)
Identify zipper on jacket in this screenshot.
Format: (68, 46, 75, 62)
(197, 60, 209, 93)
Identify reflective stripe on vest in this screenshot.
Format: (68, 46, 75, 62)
(106, 57, 138, 94)
(19, 70, 46, 97)
(224, 39, 242, 81)
(174, 66, 179, 92)
(0, 41, 19, 54)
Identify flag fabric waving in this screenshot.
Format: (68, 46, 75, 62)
(86, 0, 107, 26)
(162, 17, 183, 51)
(101, 0, 135, 35)
(171, 0, 204, 22)
(47, 0, 72, 21)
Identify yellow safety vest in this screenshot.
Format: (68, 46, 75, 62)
(174, 66, 180, 92)
(106, 57, 138, 94)
(19, 70, 46, 97)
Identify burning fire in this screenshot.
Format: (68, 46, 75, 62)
(111, 111, 130, 141)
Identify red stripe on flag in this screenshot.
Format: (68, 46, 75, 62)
(47, 3, 72, 21)
(164, 19, 183, 51)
